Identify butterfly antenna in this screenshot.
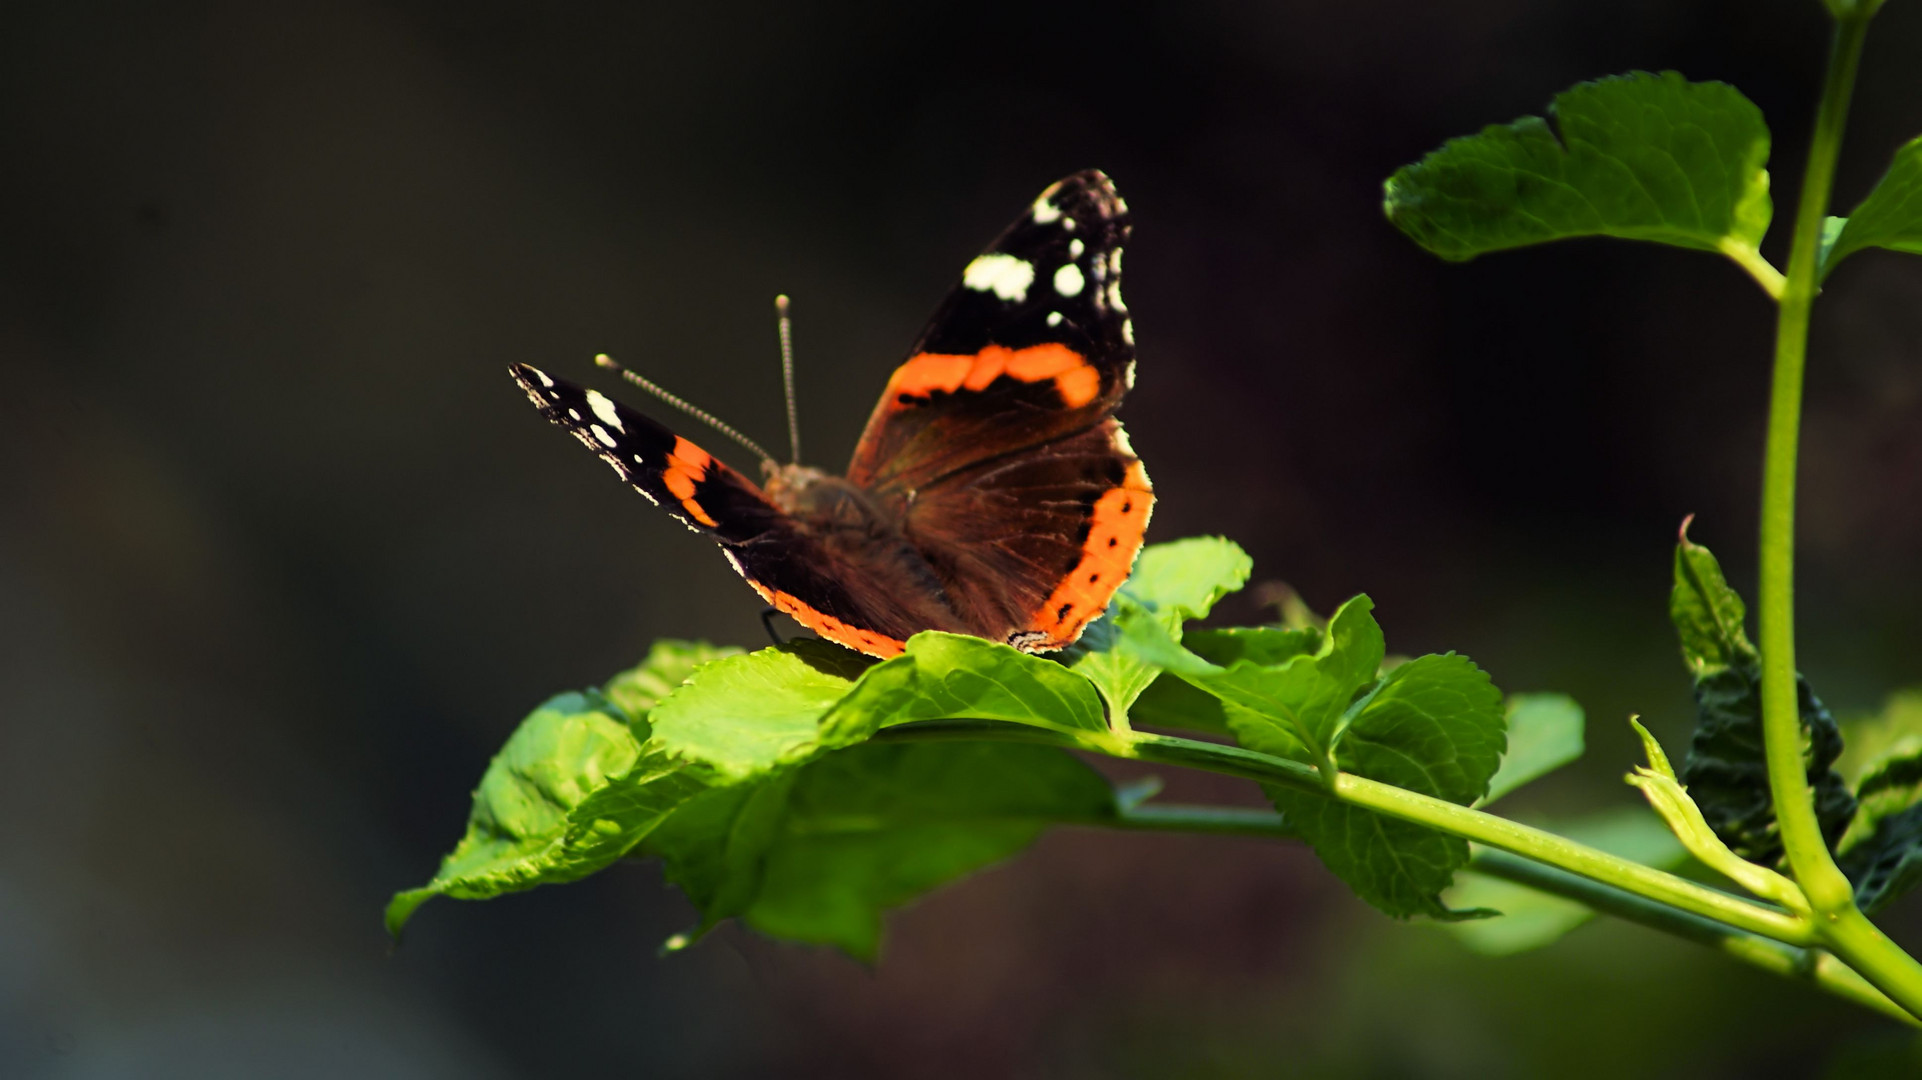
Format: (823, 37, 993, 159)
(593, 353, 777, 468)
(777, 294, 801, 465)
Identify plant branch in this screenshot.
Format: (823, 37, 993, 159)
(1104, 802, 1912, 1024)
(873, 720, 1813, 945)
(1756, 2, 1922, 1017)
(1468, 849, 1916, 1027)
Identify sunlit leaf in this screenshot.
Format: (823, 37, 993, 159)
(820, 631, 1109, 745)
(1069, 536, 1252, 720)
(648, 639, 871, 782)
(602, 639, 743, 729)
(644, 741, 1119, 959)
(1385, 72, 1773, 275)
(386, 691, 706, 936)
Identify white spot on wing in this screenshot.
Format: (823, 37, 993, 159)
(1031, 194, 1063, 224)
(632, 453, 646, 464)
(963, 253, 1035, 302)
(585, 390, 624, 432)
(1124, 359, 1137, 389)
(1122, 319, 1135, 346)
(1069, 238, 1084, 258)
(534, 369, 555, 388)
(1053, 263, 1085, 298)
(567, 408, 582, 421)
(1107, 279, 1125, 311)
(1112, 424, 1137, 456)
(590, 424, 617, 447)
(1047, 311, 1063, 326)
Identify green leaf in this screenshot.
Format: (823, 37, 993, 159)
(820, 631, 1109, 745)
(1442, 808, 1689, 955)
(1837, 691, 1922, 913)
(1670, 528, 1856, 865)
(646, 741, 1118, 959)
(1196, 595, 1385, 763)
(1069, 536, 1253, 719)
(1268, 651, 1508, 920)
(1128, 627, 1324, 737)
(1384, 72, 1774, 276)
(639, 772, 801, 942)
(386, 692, 709, 936)
(1480, 693, 1587, 806)
(648, 639, 872, 782)
(1823, 135, 1922, 277)
(602, 639, 743, 730)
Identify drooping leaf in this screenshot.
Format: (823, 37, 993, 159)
(1384, 72, 1774, 275)
(1442, 808, 1689, 955)
(645, 741, 1119, 959)
(1069, 536, 1253, 719)
(1480, 693, 1587, 805)
(386, 691, 709, 936)
(1265, 652, 1507, 920)
(638, 772, 800, 941)
(602, 639, 743, 730)
(1823, 135, 1922, 277)
(1671, 529, 1856, 865)
(1837, 692, 1922, 913)
(820, 631, 1109, 745)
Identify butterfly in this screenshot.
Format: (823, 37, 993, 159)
(510, 169, 1151, 659)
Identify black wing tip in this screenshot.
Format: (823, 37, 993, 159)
(1042, 169, 1127, 223)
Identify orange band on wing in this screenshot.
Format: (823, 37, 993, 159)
(887, 343, 1099, 409)
(663, 437, 720, 527)
(746, 580, 907, 659)
(1028, 458, 1154, 646)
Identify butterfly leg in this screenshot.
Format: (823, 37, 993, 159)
(759, 606, 787, 646)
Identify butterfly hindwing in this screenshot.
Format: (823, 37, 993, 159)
(902, 418, 1153, 651)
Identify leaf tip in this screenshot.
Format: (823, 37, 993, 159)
(384, 887, 437, 943)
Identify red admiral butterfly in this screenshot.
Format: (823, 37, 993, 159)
(511, 170, 1151, 659)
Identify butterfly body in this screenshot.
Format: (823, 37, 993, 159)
(512, 170, 1151, 659)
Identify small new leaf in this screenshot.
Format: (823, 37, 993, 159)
(1069, 536, 1253, 720)
(1823, 135, 1922, 277)
(1670, 527, 1856, 865)
(1384, 72, 1777, 291)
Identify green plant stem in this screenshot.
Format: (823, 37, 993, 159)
(1467, 849, 1916, 1027)
(875, 721, 1811, 945)
(1756, 3, 1922, 1018)
(1105, 801, 1912, 1023)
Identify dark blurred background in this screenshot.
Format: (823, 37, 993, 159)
(5, 1, 1922, 1076)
